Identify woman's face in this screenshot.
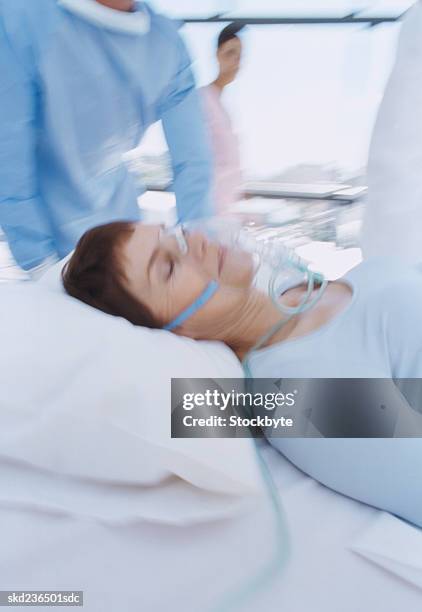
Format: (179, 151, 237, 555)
(120, 222, 256, 335)
(217, 37, 242, 83)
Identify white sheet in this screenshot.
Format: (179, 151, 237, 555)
(350, 512, 422, 590)
(0, 457, 259, 526)
(1, 442, 421, 612)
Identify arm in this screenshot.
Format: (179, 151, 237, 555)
(159, 35, 213, 222)
(0, 9, 57, 271)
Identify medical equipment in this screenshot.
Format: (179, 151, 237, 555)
(161, 218, 328, 376)
(163, 281, 220, 331)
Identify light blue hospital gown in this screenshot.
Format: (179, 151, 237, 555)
(249, 258, 422, 527)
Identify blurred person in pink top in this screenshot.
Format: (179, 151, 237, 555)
(200, 23, 245, 214)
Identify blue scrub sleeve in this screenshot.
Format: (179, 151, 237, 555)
(0, 14, 56, 271)
(160, 36, 213, 222)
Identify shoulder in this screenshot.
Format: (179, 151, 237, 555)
(200, 84, 215, 96)
(345, 256, 419, 287)
(199, 84, 213, 102)
(145, 3, 183, 45)
(199, 85, 220, 112)
(0, 0, 59, 63)
(144, 5, 193, 74)
(346, 256, 422, 309)
(0, 0, 58, 26)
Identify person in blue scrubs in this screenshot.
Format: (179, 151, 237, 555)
(0, 0, 212, 275)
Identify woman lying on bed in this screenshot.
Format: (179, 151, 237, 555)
(62, 221, 422, 528)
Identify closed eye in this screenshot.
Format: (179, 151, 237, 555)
(166, 257, 175, 279)
(168, 261, 174, 278)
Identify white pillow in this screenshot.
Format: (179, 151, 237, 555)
(39, 253, 71, 292)
(0, 277, 263, 522)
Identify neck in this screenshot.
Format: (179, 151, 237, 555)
(212, 75, 231, 92)
(206, 290, 296, 359)
(95, 0, 135, 11)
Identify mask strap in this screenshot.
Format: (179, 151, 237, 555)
(163, 280, 219, 331)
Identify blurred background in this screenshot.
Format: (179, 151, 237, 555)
(0, 0, 416, 280)
(128, 0, 414, 277)
(138, 1, 403, 183)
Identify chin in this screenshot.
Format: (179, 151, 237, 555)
(221, 250, 255, 287)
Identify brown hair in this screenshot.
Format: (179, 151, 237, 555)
(62, 221, 161, 328)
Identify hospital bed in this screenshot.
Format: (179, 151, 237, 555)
(0, 443, 421, 612)
(0, 263, 421, 612)
(3, 240, 421, 610)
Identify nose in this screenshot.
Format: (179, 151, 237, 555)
(185, 231, 209, 261)
(159, 227, 210, 262)
(159, 225, 188, 255)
